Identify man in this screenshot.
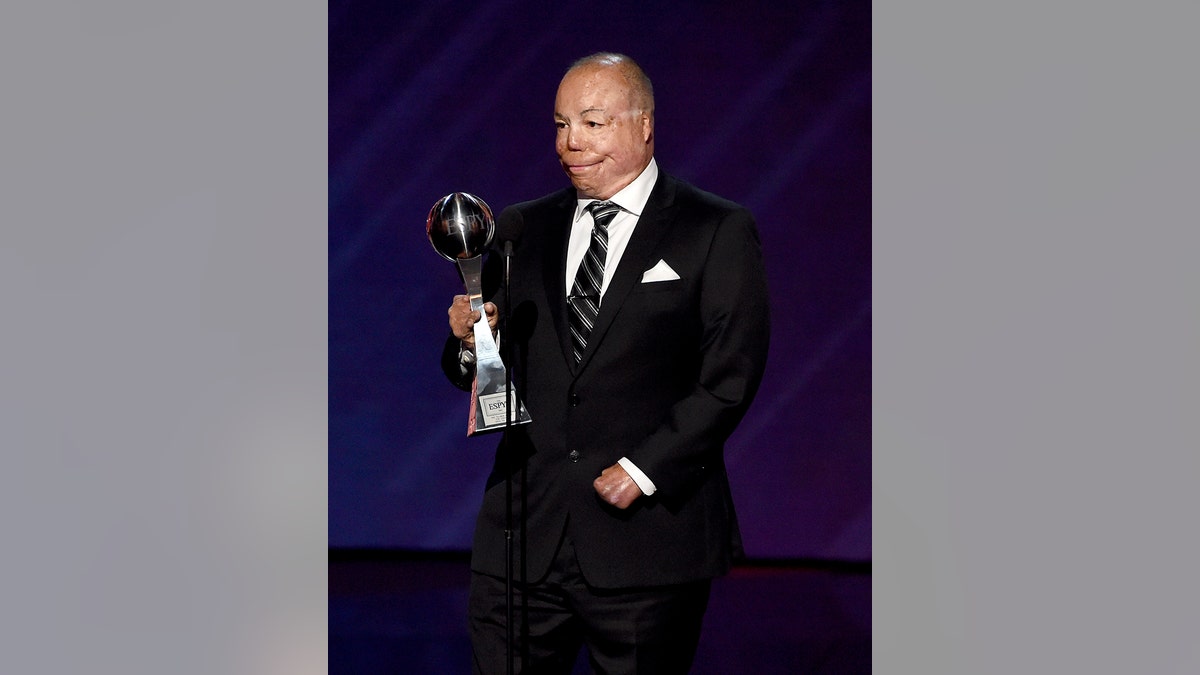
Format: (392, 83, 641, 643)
(443, 52, 770, 674)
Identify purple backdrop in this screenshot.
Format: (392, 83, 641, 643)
(329, 0, 870, 561)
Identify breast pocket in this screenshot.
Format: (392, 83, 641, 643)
(630, 279, 684, 295)
(623, 279, 690, 326)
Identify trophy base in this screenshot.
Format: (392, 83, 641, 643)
(467, 379, 533, 436)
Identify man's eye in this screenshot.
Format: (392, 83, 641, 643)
(586, 121, 602, 128)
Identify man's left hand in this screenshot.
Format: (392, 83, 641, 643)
(593, 463, 643, 510)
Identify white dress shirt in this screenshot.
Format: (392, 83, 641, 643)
(564, 158, 659, 299)
(566, 158, 660, 497)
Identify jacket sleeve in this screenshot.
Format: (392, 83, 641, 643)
(628, 208, 771, 500)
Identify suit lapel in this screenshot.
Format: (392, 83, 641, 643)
(542, 191, 578, 369)
(573, 174, 679, 373)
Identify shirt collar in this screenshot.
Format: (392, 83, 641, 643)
(573, 158, 658, 223)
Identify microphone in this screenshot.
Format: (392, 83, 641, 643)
(496, 208, 524, 252)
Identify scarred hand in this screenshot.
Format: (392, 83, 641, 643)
(448, 295, 498, 348)
(593, 463, 643, 510)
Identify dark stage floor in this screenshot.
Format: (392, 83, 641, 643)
(330, 552, 870, 674)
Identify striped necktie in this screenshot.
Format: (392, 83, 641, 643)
(568, 201, 620, 362)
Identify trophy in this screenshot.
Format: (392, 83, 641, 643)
(426, 192, 532, 435)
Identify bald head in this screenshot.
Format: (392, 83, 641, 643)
(566, 53, 655, 124)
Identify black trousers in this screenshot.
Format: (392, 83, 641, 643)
(468, 529, 712, 675)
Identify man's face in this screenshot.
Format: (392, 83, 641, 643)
(554, 65, 652, 200)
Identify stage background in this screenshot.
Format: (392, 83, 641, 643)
(329, 0, 870, 561)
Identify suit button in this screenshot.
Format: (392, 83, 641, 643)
(569, 393, 580, 407)
(568, 450, 580, 462)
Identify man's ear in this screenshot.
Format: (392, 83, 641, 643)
(641, 113, 653, 143)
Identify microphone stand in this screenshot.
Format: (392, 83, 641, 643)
(501, 240, 515, 675)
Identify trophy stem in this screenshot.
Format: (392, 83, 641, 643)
(455, 256, 532, 435)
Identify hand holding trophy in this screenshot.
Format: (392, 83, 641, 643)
(426, 192, 532, 435)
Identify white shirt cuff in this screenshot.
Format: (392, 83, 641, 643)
(617, 457, 657, 496)
(458, 341, 476, 365)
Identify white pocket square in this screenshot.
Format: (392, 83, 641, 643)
(641, 259, 680, 283)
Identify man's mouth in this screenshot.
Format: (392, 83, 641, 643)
(562, 157, 599, 172)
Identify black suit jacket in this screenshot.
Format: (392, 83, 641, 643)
(443, 171, 770, 589)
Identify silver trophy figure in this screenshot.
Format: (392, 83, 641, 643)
(426, 192, 532, 435)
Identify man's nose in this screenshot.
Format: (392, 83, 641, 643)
(564, 126, 584, 151)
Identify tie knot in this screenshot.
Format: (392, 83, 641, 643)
(587, 200, 621, 229)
